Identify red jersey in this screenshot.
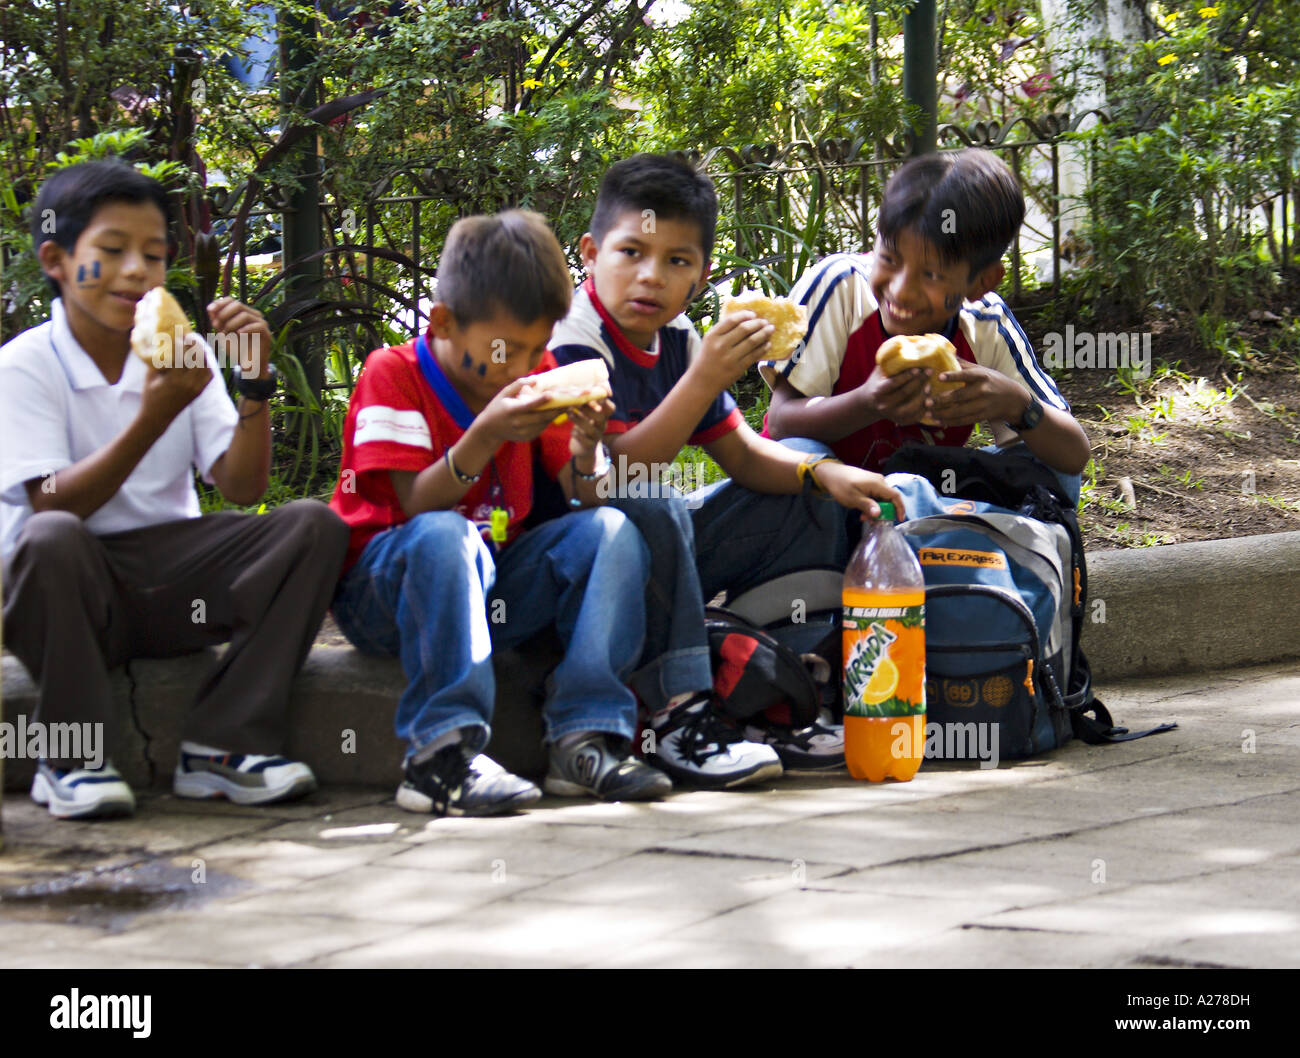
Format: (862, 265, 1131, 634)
(330, 335, 571, 571)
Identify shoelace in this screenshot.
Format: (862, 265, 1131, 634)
(671, 703, 745, 766)
(417, 745, 473, 814)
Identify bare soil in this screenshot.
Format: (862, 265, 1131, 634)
(1015, 275, 1300, 552)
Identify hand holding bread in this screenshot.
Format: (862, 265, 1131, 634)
(720, 292, 808, 361)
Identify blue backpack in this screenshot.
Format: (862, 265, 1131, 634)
(882, 445, 1175, 760)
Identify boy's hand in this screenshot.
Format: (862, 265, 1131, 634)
(138, 336, 213, 429)
(858, 364, 932, 426)
(478, 378, 563, 444)
(927, 364, 1025, 428)
(693, 310, 775, 391)
(567, 398, 615, 459)
(812, 462, 906, 521)
(208, 298, 273, 379)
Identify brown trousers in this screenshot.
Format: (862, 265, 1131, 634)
(2, 500, 350, 769)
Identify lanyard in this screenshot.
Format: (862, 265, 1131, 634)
(418, 335, 511, 544)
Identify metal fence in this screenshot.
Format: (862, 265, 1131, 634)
(221, 110, 1116, 361)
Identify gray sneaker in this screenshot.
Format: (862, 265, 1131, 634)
(544, 733, 673, 801)
(174, 750, 317, 805)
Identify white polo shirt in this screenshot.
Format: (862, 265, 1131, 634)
(0, 298, 238, 560)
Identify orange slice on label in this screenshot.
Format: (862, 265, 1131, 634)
(862, 657, 899, 706)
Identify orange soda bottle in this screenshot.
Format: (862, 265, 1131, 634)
(842, 501, 926, 781)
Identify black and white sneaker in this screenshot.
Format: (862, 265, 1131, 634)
(647, 698, 783, 790)
(396, 744, 541, 817)
(544, 733, 673, 801)
(744, 717, 846, 771)
(31, 760, 135, 820)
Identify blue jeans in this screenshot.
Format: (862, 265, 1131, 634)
(332, 508, 650, 760)
(611, 437, 855, 710)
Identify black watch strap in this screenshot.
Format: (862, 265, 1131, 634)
(234, 363, 279, 402)
(1009, 394, 1044, 432)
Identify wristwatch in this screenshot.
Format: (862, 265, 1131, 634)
(571, 442, 612, 481)
(1008, 393, 1044, 433)
(232, 363, 280, 402)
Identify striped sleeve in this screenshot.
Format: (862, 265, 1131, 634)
(757, 253, 877, 398)
(960, 294, 1069, 411)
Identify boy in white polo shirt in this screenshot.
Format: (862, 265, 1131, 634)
(0, 159, 349, 820)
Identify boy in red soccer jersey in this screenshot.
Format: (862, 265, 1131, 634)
(329, 211, 670, 816)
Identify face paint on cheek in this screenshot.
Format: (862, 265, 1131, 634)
(77, 259, 102, 287)
(461, 350, 473, 369)
(477, 362, 487, 377)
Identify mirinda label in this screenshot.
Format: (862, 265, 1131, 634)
(842, 589, 925, 718)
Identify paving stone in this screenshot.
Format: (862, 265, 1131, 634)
(82, 910, 413, 967)
(678, 888, 1007, 965)
(516, 850, 845, 913)
(0, 919, 108, 955)
(585, 938, 819, 969)
(382, 836, 635, 878)
(856, 923, 1155, 969)
(967, 867, 1300, 953)
(937, 833, 1225, 885)
(805, 859, 1105, 905)
(0, 951, 242, 969)
(2, 800, 278, 855)
(6, 661, 1300, 968)
(654, 803, 1081, 870)
(298, 900, 709, 967)
(223, 863, 551, 923)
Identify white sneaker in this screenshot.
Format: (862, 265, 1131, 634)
(647, 698, 783, 789)
(31, 760, 135, 820)
(174, 749, 317, 805)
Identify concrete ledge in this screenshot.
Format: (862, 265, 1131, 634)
(3, 635, 557, 793)
(5, 531, 1300, 792)
(1084, 531, 1300, 679)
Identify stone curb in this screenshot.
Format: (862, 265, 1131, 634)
(5, 531, 1299, 792)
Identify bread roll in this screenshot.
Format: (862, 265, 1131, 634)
(130, 286, 191, 368)
(876, 333, 964, 395)
(721, 292, 808, 360)
(526, 357, 612, 411)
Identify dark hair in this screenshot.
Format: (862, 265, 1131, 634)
(877, 149, 1024, 277)
(590, 153, 718, 260)
(30, 159, 171, 295)
(436, 210, 573, 327)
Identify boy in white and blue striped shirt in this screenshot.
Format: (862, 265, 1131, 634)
(762, 149, 1090, 497)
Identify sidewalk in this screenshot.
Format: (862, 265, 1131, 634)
(1, 661, 1297, 969)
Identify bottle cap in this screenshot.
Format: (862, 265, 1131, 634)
(877, 501, 897, 522)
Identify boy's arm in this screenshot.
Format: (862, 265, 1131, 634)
(929, 368, 1090, 473)
(555, 399, 616, 509)
(206, 300, 274, 506)
(388, 379, 557, 517)
(603, 312, 773, 472)
(706, 424, 904, 518)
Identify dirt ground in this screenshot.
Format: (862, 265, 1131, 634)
(1016, 277, 1300, 553)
